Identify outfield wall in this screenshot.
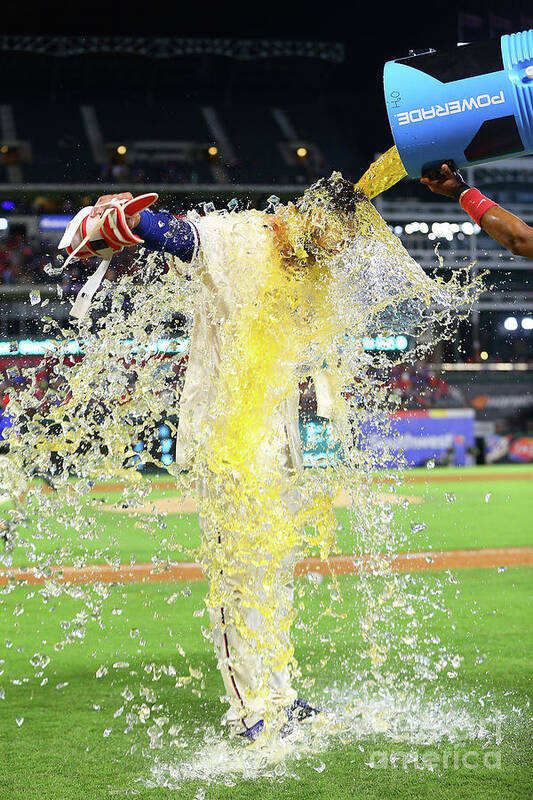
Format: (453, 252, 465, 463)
(302, 409, 476, 468)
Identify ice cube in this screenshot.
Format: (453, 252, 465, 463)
(44, 262, 64, 277)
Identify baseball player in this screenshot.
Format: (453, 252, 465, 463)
(57, 176, 475, 739)
(58, 182, 359, 740)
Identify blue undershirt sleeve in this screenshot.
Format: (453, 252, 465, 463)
(132, 209, 199, 263)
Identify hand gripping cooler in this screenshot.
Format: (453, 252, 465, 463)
(384, 29, 533, 178)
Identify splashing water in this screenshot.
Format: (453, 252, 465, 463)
(146, 683, 514, 789)
(1, 172, 485, 759)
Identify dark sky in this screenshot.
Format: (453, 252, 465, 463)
(1, 0, 531, 166)
(1, 0, 530, 45)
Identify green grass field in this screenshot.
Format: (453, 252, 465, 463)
(5, 464, 533, 567)
(1, 465, 532, 799)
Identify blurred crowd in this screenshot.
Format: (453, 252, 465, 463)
(0, 232, 55, 285)
(299, 366, 464, 419)
(387, 365, 465, 409)
(0, 229, 147, 287)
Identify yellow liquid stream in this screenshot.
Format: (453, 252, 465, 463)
(355, 145, 407, 199)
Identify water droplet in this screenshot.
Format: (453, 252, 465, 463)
(29, 290, 41, 305)
(410, 522, 427, 534)
(29, 653, 50, 670)
(313, 761, 326, 773)
(16, 717, 24, 727)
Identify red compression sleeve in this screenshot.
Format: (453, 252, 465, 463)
(459, 188, 498, 226)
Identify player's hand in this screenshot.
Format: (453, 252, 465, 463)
(420, 164, 466, 199)
(90, 192, 141, 229)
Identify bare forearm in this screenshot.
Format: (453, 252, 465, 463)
(421, 163, 533, 259)
(478, 205, 533, 258)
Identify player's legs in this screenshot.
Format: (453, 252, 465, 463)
(205, 539, 299, 733)
(199, 439, 300, 734)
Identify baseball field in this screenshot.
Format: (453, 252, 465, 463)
(1, 464, 532, 800)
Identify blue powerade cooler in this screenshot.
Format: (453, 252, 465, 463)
(384, 29, 533, 178)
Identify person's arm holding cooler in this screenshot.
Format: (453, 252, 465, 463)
(421, 164, 533, 259)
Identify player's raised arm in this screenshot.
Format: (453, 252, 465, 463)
(421, 164, 533, 259)
(60, 192, 199, 267)
(59, 192, 201, 320)
(130, 206, 199, 264)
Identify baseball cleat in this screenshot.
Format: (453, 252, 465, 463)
(238, 719, 264, 741)
(239, 699, 322, 742)
(287, 697, 322, 723)
(279, 697, 322, 737)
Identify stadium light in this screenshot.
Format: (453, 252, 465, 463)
(116, 145, 127, 155)
(504, 316, 518, 331)
(0, 145, 7, 154)
(0, 218, 8, 231)
(296, 147, 308, 158)
(362, 335, 408, 351)
(208, 146, 218, 156)
(521, 317, 533, 330)
(480, 350, 489, 360)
